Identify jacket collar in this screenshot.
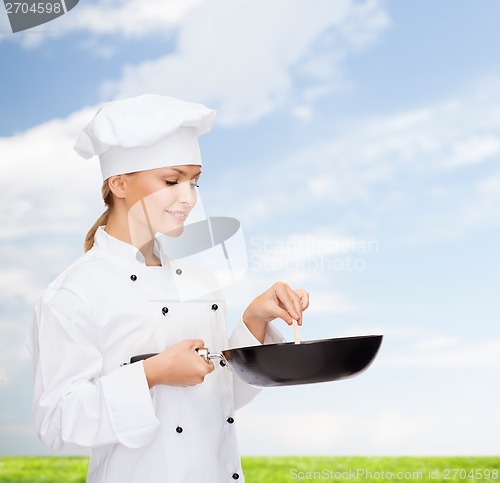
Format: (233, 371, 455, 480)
(94, 226, 148, 265)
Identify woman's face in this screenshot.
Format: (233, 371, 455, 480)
(123, 164, 201, 237)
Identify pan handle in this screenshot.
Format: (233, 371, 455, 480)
(128, 353, 158, 364)
(196, 348, 227, 367)
(125, 349, 228, 367)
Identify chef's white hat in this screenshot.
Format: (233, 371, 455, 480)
(73, 94, 216, 180)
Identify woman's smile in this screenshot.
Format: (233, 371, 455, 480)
(165, 209, 189, 221)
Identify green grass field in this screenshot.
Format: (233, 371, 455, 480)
(0, 456, 498, 482)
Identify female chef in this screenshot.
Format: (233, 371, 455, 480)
(27, 94, 309, 482)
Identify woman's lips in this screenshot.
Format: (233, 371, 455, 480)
(166, 210, 188, 221)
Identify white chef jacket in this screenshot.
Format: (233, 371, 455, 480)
(27, 227, 284, 483)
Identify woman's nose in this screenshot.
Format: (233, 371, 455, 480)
(175, 180, 197, 206)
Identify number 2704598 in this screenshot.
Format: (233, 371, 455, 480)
(5, 2, 62, 14)
(443, 468, 499, 480)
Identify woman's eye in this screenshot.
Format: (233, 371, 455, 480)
(165, 180, 199, 188)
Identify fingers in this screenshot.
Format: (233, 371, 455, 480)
(273, 283, 299, 320)
(273, 306, 295, 326)
(294, 288, 310, 311)
(205, 359, 215, 374)
(188, 339, 205, 350)
(273, 283, 309, 326)
(199, 356, 214, 378)
(188, 339, 214, 375)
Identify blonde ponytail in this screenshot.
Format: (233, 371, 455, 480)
(84, 180, 114, 252)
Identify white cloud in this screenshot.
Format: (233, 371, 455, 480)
(102, 0, 390, 124)
(67, 0, 205, 37)
(444, 135, 500, 168)
(0, 319, 31, 386)
(248, 231, 378, 267)
(291, 105, 314, 122)
(304, 290, 356, 315)
(414, 336, 459, 351)
(463, 167, 500, 225)
(205, 78, 500, 242)
(0, 107, 102, 240)
(294, 93, 500, 193)
(0, 269, 41, 304)
(379, 338, 500, 369)
(1, 0, 207, 47)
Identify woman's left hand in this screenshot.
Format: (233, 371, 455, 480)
(242, 282, 309, 343)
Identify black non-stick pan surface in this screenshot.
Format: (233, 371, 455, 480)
(221, 334, 383, 387)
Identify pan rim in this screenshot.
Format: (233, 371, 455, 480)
(223, 333, 383, 354)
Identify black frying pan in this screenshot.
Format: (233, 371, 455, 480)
(129, 334, 383, 387)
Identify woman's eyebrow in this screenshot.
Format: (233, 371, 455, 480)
(161, 168, 202, 176)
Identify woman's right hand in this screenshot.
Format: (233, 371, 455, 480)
(143, 339, 214, 388)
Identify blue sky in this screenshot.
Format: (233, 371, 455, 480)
(1, 0, 499, 456)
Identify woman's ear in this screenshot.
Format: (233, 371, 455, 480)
(108, 175, 127, 199)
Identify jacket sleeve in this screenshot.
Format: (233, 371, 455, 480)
(27, 287, 160, 451)
(228, 318, 285, 410)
